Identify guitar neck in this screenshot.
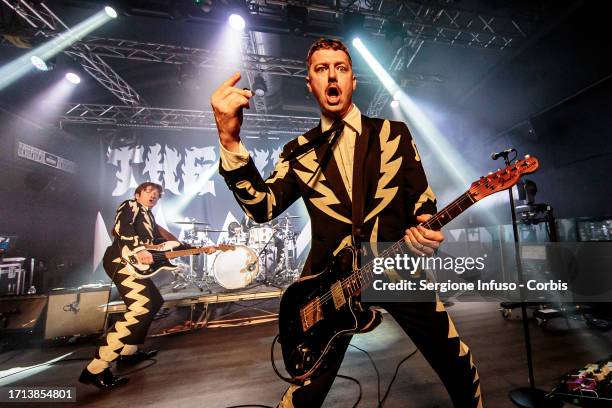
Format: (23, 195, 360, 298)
(346, 190, 477, 295)
(164, 247, 211, 260)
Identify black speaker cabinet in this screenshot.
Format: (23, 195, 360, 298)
(0, 295, 47, 332)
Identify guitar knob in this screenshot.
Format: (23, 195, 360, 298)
(524, 154, 530, 158)
(488, 172, 493, 175)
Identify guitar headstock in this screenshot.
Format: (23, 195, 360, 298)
(469, 155, 539, 202)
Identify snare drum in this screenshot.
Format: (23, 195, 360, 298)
(212, 245, 259, 290)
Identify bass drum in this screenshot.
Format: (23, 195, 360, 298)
(212, 245, 259, 290)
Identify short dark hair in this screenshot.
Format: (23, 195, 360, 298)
(135, 182, 163, 197)
(306, 38, 352, 69)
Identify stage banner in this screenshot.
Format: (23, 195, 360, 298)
(97, 129, 309, 262)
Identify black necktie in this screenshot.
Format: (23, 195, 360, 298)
(284, 119, 345, 162)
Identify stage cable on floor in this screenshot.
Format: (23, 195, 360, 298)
(337, 374, 362, 408)
(349, 344, 418, 408)
(269, 334, 417, 407)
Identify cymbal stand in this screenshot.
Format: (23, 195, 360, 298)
(255, 232, 282, 289)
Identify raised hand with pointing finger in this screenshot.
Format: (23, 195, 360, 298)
(210, 72, 253, 153)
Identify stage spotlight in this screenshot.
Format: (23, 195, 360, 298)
(393, 90, 402, 101)
(228, 13, 245, 31)
(352, 37, 362, 47)
(104, 6, 117, 18)
(30, 56, 49, 71)
(390, 100, 400, 108)
(252, 74, 267, 97)
(65, 72, 81, 84)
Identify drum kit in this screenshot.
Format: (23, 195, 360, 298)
(170, 215, 302, 292)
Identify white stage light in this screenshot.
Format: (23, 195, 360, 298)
(65, 72, 81, 84)
(228, 14, 245, 31)
(390, 100, 399, 108)
(30, 56, 48, 71)
(393, 90, 402, 101)
(352, 37, 362, 47)
(104, 6, 118, 18)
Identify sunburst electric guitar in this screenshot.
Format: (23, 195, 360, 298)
(278, 156, 540, 383)
(122, 241, 234, 278)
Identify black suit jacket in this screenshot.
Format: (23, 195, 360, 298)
(219, 115, 437, 276)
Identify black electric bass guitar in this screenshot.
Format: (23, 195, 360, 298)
(122, 241, 235, 278)
(278, 156, 540, 382)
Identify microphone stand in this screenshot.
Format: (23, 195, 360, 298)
(495, 151, 561, 408)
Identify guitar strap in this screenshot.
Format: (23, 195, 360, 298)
(350, 117, 370, 249)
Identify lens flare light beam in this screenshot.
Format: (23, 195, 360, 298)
(352, 37, 475, 188)
(0, 7, 116, 91)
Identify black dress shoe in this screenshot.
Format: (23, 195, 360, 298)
(117, 349, 158, 366)
(79, 368, 129, 389)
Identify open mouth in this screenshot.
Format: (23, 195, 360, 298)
(326, 86, 340, 103)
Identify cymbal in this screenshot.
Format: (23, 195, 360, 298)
(279, 215, 301, 219)
(197, 228, 227, 233)
(174, 220, 210, 225)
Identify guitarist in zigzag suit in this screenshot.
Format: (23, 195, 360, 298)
(211, 39, 483, 408)
(79, 182, 187, 389)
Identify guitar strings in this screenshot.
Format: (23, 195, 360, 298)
(300, 183, 492, 316)
(301, 191, 476, 315)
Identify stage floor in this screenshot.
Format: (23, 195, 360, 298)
(1, 302, 610, 407)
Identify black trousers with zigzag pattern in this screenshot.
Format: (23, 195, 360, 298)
(95, 254, 164, 363)
(282, 300, 482, 408)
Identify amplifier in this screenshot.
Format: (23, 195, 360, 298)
(0, 295, 47, 332)
(44, 284, 111, 340)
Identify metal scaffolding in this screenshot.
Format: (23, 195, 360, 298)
(60, 35, 442, 85)
(2, 0, 533, 127)
(59, 103, 320, 135)
(248, 0, 530, 50)
(2, 0, 144, 106)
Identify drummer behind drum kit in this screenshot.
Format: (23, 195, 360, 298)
(170, 215, 302, 292)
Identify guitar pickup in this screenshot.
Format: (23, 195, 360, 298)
(301, 297, 323, 332)
(331, 281, 346, 310)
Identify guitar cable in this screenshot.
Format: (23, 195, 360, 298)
(269, 334, 417, 407)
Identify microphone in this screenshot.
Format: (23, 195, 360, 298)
(491, 148, 517, 160)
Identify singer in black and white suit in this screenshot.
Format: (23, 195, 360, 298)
(211, 38, 483, 408)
